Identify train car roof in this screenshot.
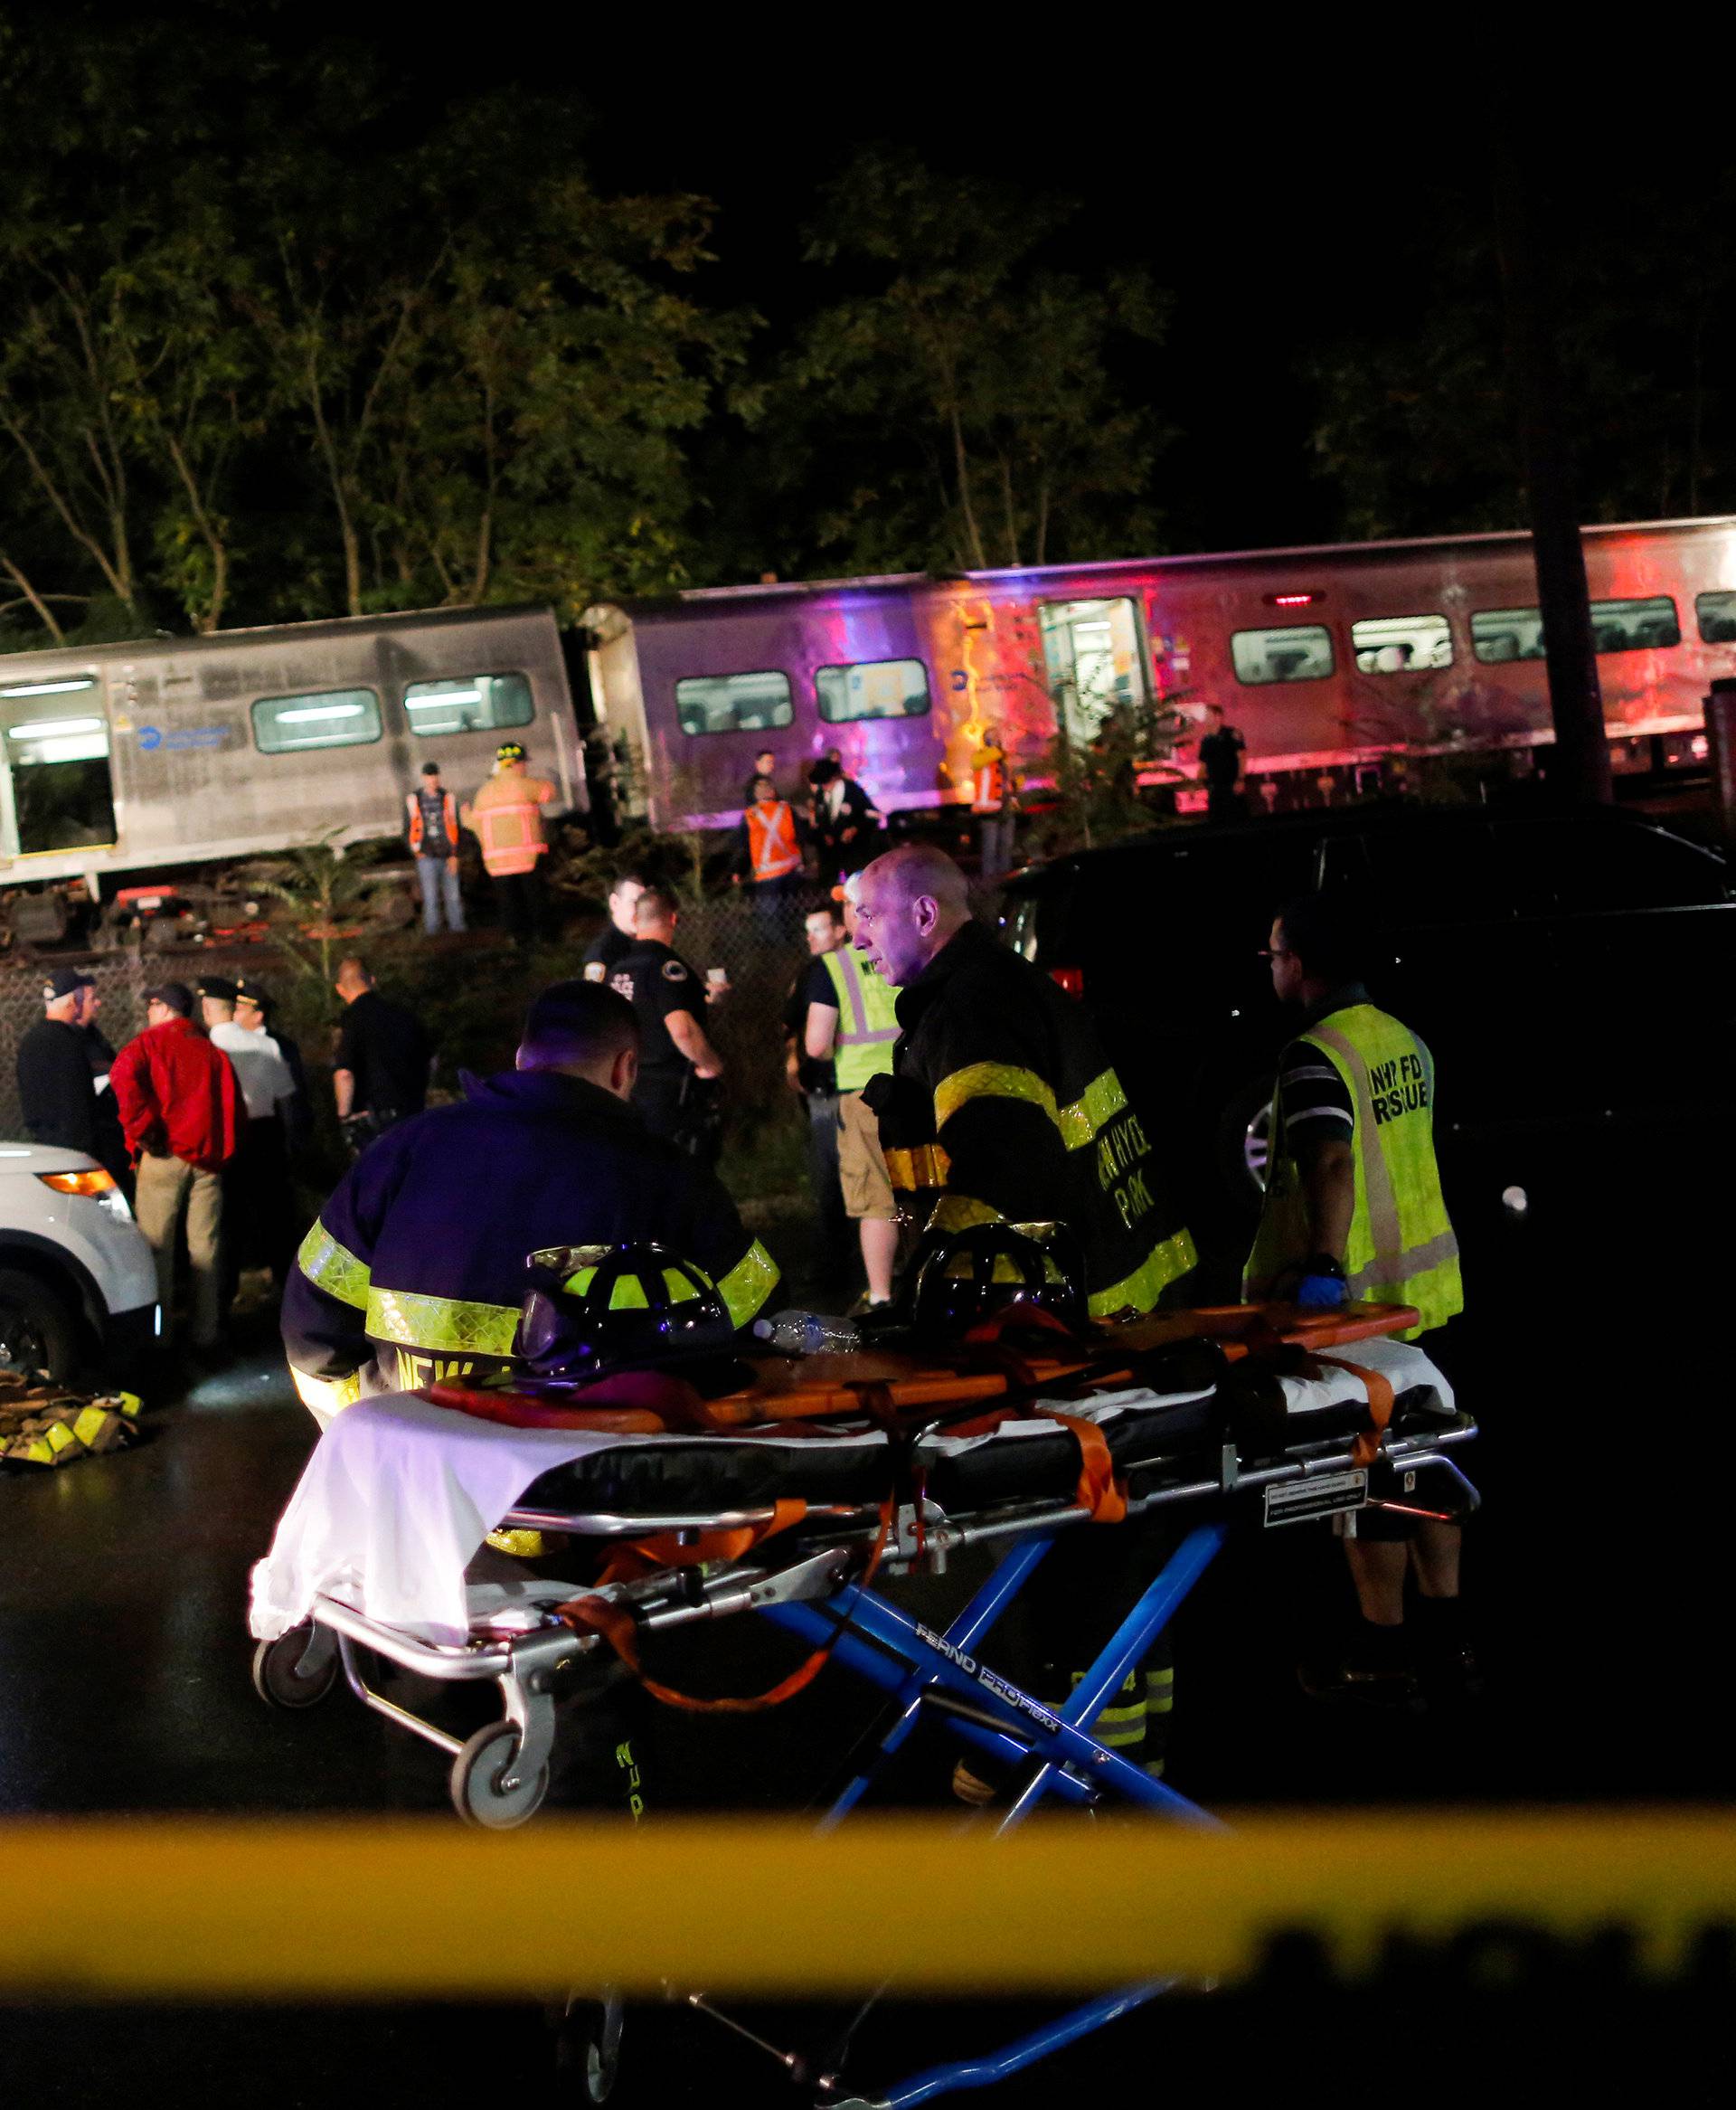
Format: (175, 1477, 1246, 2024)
(597, 514, 1736, 620)
(0, 601, 554, 675)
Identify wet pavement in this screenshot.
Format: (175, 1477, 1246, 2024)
(1, 1134, 1731, 2104)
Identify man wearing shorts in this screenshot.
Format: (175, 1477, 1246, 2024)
(804, 878, 901, 1310)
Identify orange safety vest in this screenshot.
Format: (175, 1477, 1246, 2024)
(405, 788, 458, 855)
(971, 747, 1007, 814)
(746, 800, 801, 882)
(465, 771, 555, 875)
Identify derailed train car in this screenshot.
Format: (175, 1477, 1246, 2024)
(583, 515, 1736, 829)
(0, 604, 584, 926)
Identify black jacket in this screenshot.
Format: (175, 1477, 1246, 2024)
(281, 1067, 778, 1409)
(16, 1019, 112, 1167)
(863, 922, 1195, 1319)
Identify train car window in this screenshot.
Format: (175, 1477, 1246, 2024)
(2, 683, 117, 854)
(1696, 590, 1736, 643)
(1351, 615, 1453, 673)
(1470, 608, 1545, 664)
(1589, 596, 1680, 653)
(1040, 599, 1146, 738)
(675, 671, 793, 736)
(1230, 625, 1335, 685)
(404, 672, 533, 736)
(815, 658, 930, 724)
(251, 687, 383, 753)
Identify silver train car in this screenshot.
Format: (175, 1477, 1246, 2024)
(583, 515, 1736, 829)
(0, 603, 584, 903)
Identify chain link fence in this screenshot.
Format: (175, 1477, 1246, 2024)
(0, 952, 155, 1141)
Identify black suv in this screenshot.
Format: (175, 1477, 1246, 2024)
(999, 800, 1734, 1268)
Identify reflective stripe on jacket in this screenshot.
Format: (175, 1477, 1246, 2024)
(820, 946, 901, 1093)
(465, 771, 553, 875)
(1243, 1001, 1463, 1336)
(868, 922, 1194, 1320)
(746, 800, 801, 882)
(280, 1068, 779, 1419)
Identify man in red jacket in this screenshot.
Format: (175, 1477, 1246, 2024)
(109, 980, 242, 1355)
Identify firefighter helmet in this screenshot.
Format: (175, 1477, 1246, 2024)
(495, 741, 528, 764)
(903, 1220, 1088, 1339)
(513, 1241, 735, 1381)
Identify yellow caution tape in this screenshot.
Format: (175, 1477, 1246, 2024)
(0, 1812, 1731, 1997)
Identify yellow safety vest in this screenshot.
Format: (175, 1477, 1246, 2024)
(820, 947, 901, 1092)
(1244, 1002, 1462, 1338)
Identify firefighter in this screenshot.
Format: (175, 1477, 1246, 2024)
(1244, 889, 1470, 1707)
(854, 845, 1194, 1311)
(462, 742, 556, 943)
(969, 722, 1017, 880)
(803, 877, 901, 1308)
(730, 774, 805, 904)
(281, 979, 778, 1423)
(854, 845, 1195, 1799)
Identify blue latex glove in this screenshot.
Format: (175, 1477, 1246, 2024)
(1294, 1273, 1349, 1310)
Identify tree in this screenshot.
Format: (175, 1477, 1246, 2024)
(756, 153, 1169, 577)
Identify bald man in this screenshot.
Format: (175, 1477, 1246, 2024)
(854, 846, 1194, 1320)
(857, 846, 1197, 1804)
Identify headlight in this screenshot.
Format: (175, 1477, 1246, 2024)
(38, 1169, 133, 1222)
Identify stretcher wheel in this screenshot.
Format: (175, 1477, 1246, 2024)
(250, 1624, 338, 1710)
(449, 1722, 551, 1829)
(553, 1991, 623, 2104)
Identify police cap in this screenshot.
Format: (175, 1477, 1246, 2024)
(42, 967, 95, 1002)
(197, 976, 239, 1006)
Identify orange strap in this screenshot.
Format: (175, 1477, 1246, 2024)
(558, 1509, 891, 1715)
(1313, 1355, 1397, 1467)
(1043, 1411, 1127, 1525)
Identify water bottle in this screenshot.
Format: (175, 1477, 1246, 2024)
(752, 1309, 861, 1355)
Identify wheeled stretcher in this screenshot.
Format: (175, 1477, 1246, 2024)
(250, 1302, 1477, 2106)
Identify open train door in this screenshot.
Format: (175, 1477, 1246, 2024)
(0, 671, 118, 868)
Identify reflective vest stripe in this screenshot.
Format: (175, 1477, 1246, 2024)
(297, 1219, 372, 1310)
(821, 949, 901, 1091)
(1086, 1225, 1198, 1320)
(715, 1239, 780, 1329)
(931, 1062, 1127, 1153)
(927, 1190, 1004, 1233)
(972, 753, 1005, 812)
(1306, 1020, 1463, 1314)
(747, 803, 801, 881)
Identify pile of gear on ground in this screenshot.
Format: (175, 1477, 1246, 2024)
(0, 1366, 140, 1466)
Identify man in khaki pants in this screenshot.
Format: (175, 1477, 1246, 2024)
(109, 982, 241, 1359)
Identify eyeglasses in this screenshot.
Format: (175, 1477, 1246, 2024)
(1259, 946, 1294, 960)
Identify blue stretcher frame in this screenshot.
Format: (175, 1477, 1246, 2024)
(760, 1518, 1231, 2107)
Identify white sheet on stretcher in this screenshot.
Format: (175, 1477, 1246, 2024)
(248, 1339, 1450, 1647)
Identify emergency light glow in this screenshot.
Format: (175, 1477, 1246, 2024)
(1269, 593, 1319, 608)
(277, 704, 367, 723)
(408, 689, 482, 707)
(7, 716, 103, 738)
(0, 678, 96, 698)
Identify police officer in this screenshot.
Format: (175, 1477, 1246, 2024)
(1196, 702, 1246, 823)
(281, 979, 778, 1420)
(855, 845, 1196, 1802)
(609, 886, 724, 1157)
(580, 869, 648, 982)
(15, 967, 127, 1187)
(1243, 890, 1469, 1706)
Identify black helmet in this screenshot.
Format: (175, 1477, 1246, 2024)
(513, 1241, 736, 1382)
(903, 1220, 1088, 1340)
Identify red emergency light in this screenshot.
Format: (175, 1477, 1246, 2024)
(1049, 966, 1085, 999)
(1267, 592, 1321, 608)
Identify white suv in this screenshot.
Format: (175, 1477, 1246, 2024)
(0, 1144, 158, 1379)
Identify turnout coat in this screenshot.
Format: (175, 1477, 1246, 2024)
(863, 923, 1194, 1320)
